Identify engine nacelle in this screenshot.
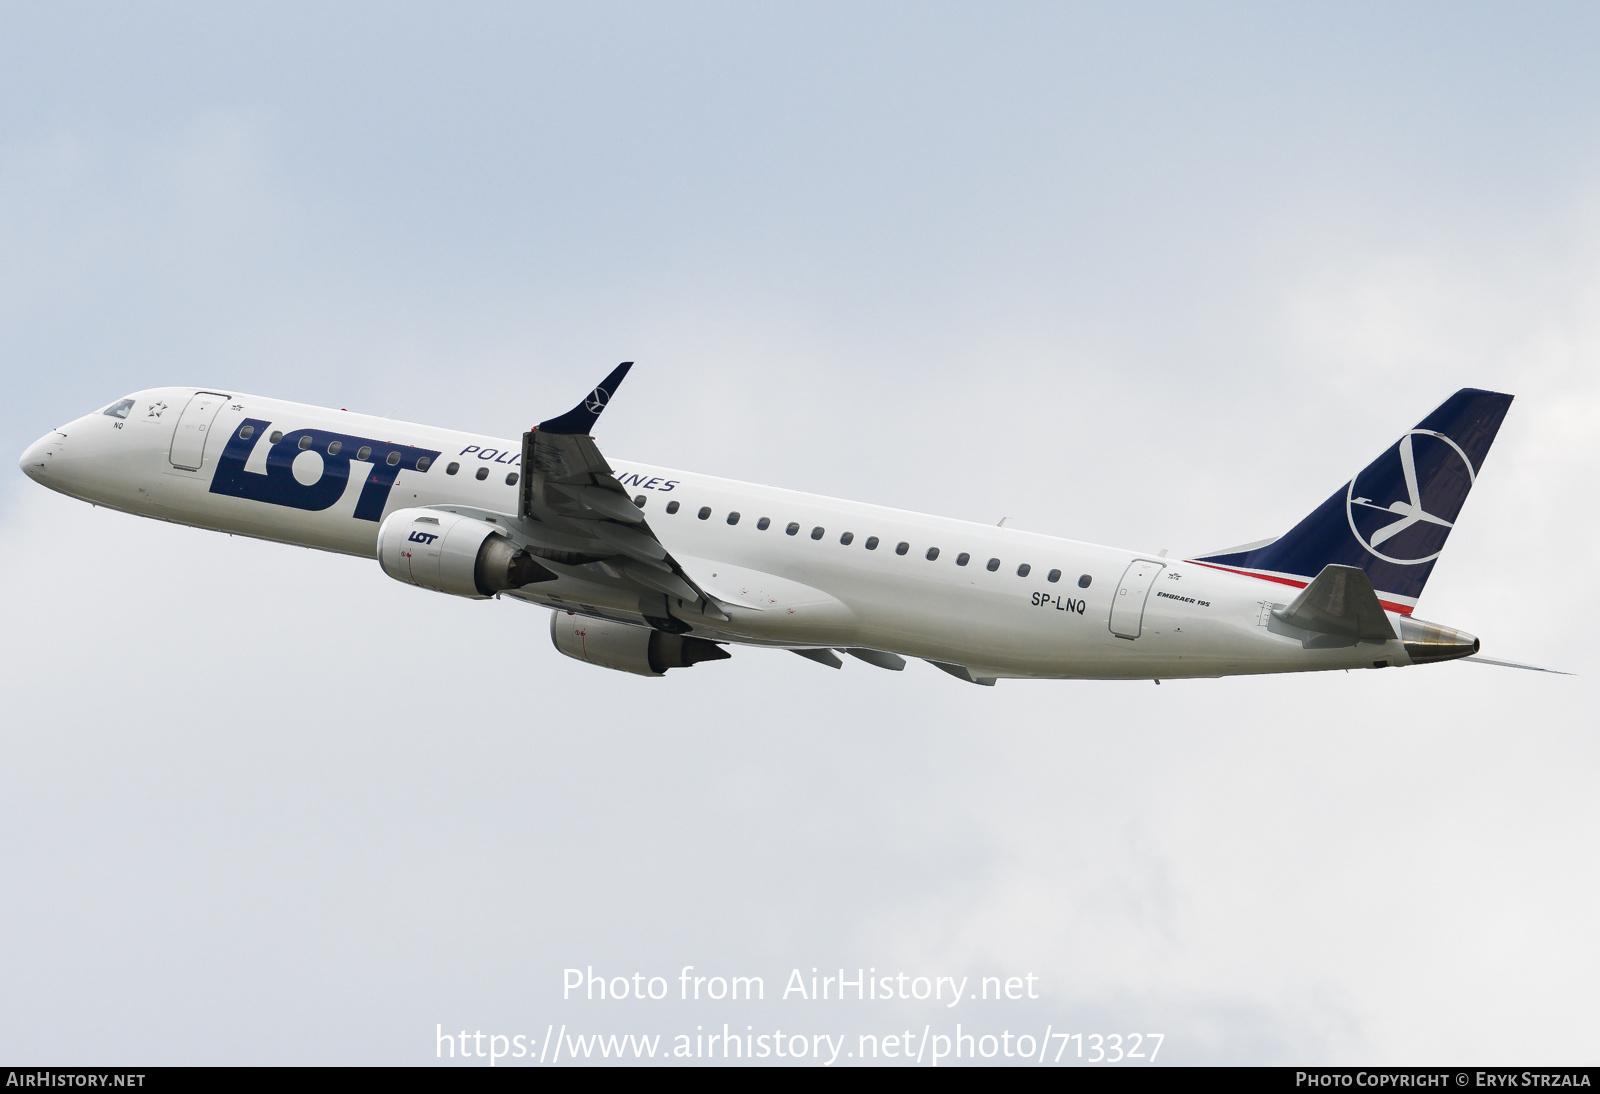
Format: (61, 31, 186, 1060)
(377, 507, 554, 599)
(549, 612, 730, 677)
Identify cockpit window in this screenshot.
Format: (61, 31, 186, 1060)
(102, 399, 134, 419)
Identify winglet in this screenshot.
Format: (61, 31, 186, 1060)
(537, 361, 634, 435)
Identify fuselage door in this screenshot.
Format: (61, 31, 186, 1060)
(168, 392, 231, 470)
(1109, 559, 1164, 639)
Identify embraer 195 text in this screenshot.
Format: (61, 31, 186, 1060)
(20, 366, 1543, 683)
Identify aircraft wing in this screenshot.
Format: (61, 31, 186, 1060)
(508, 362, 726, 626)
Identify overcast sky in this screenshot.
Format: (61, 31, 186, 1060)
(2, 1, 1596, 1066)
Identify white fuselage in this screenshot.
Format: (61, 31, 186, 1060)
(20, 386, 1423, 680)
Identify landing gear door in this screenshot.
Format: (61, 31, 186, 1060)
(1109, 559, 1164, 639)
(169, 392, 231, 471)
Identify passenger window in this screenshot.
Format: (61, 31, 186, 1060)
(698, 506, 712, 520)
(956, 552, 970, 566)
(1047, 568, 1061, 583)
(237, 424, 255, 440)
(811, 526, 825, 540)
(102, 399, 135, 419)
(298, 435, 314, 450)
(269, 431, 284, 444)
(417, 456, 432, 471)
(865, 536, 879, 550)
(446, 461, 460, 475)
(926, 547, 940, 560)
(895, 542, 909, 555)
(357, 445, 372, 461)
(1017, 563, 1031, 577)
(386, 451, 401, 466)
(666, 500, 680, 514)
(506, 472, 519, 486)
(840, 532, 854, 545)
(786, 522, 800, 536)
(986, 558, 1000, 571)
(634, 495, 647, 508)
(475, 466, 489, 481)
(1078, 574, 1092, 588)
(727, 511, 740, 525)
(327, 441, 342, 456)
(757, 517, 771, 530)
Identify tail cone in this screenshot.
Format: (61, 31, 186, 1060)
(1399, 616, 1479, 664)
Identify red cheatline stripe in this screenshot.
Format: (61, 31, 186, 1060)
(1187, 560, 1415, 616)
(1189, 560, 1308, 591)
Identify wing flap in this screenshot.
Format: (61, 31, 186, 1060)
(590, 519, 670, 561)
(548, 482, 647, 524)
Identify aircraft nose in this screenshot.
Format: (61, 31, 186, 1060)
(19, 432, 62, 483)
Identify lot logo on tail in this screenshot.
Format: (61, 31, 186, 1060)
(1345, 430, 1477, 566)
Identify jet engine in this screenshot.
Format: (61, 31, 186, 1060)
(549, 612, 730, 677)
(377, 507, 555, 599)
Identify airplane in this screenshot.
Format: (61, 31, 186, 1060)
(17, 365, 1558, 683)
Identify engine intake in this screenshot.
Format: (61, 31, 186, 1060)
(550, 612, 730, 677)
(377, 508, 555, 599)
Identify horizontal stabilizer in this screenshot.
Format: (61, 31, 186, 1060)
(1273, 564, 1396, 642)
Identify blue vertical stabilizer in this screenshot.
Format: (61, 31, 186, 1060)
(1192, 388, 1513, 608)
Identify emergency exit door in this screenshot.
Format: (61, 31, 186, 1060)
(1109, 559, 1164, 639)
(168, 392, 230, 470)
